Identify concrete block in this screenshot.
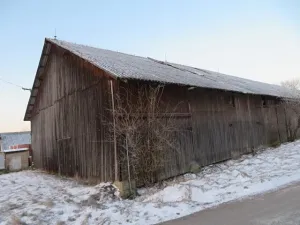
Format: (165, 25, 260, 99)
(114, 180, 136, 198)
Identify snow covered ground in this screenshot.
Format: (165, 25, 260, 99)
(1, 141, 300, 225)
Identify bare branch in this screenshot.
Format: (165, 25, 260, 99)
(106, 83, 184, 186)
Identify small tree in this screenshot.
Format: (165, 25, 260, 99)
(281, 79, 300, 92)
(108, 84, 182, 187)
(281, 78, 300, 141)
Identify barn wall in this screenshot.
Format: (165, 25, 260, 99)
(30, 45, 114, 182)
(188, 89, 284, 166)
(185, 88, 292, 177)
(116, 82, 295, 184)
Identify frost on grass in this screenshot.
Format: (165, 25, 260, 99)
(1, 141, 300, 225)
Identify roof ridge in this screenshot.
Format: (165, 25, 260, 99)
(46, 38, 152, 62)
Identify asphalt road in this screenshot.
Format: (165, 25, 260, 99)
(160, 183, 300, 225)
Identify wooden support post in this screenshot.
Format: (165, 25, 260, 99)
(125, 135, 132, 192)
(110, 80, 118, 181)
(275, 106, 282, 142)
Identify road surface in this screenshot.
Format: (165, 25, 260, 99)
(160, 183, 300, 225)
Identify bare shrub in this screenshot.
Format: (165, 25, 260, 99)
(108, 84, 182, 186)
(281, 79, 300, 91)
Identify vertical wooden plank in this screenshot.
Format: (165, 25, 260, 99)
(30, 45, 115, 182)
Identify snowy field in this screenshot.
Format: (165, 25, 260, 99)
(1, 141, 300, 225)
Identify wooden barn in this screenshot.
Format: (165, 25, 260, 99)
(24, 38, 297, 185)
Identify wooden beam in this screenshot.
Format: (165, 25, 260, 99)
(110, 80, 118, 181)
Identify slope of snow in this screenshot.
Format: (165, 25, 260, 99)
(1, 141, 300, 225)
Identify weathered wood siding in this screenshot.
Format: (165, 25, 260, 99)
(31, 45, 114, 182)
(116, 82, 296, 183)
(189, 89, 281, 164)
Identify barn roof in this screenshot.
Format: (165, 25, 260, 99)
(24, 38, 292, 120)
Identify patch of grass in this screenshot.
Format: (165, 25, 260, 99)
(0, 169, 9, 175)
(269, 140, 281, 148)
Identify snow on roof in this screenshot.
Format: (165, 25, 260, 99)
(47, 38, 292, 98)
(2, 148, 29, 153)
(0, 132, 31, 150)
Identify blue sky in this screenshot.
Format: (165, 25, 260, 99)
(0, 0, 299, 132)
